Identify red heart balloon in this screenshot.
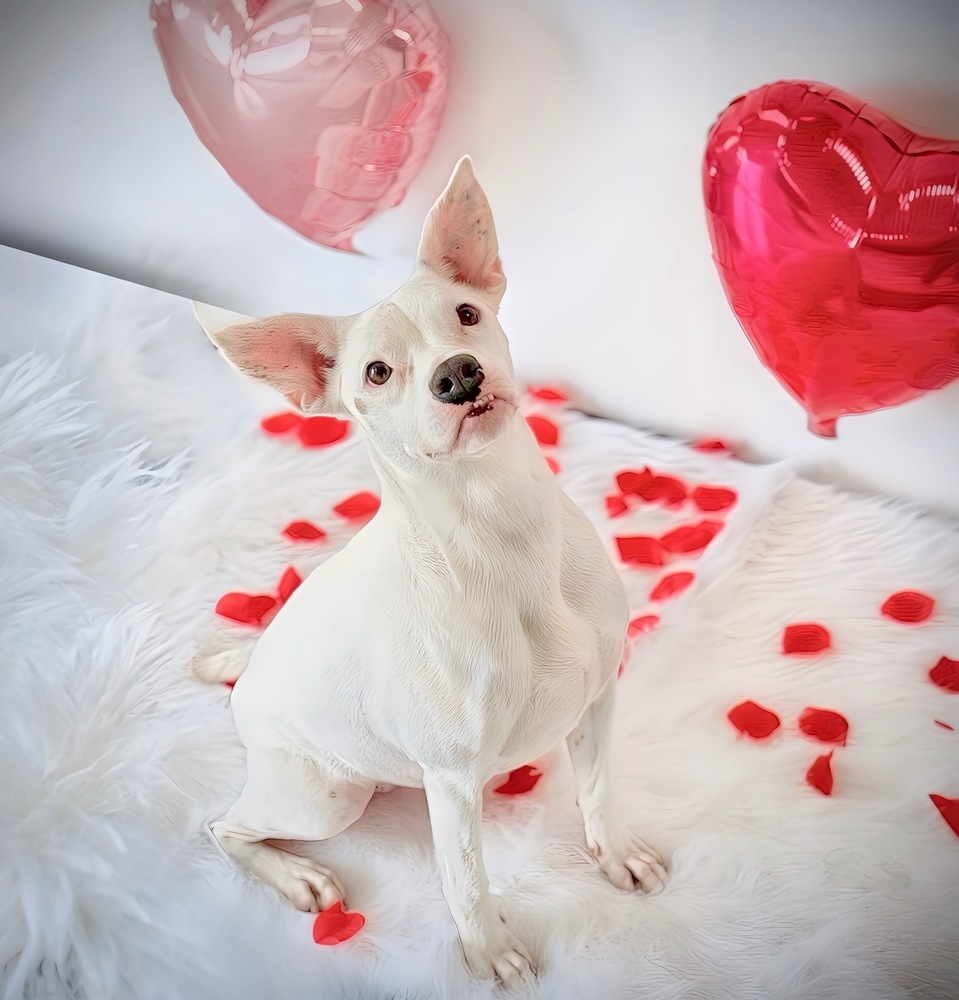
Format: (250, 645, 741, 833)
(704, 80, 959, 436)
(151, 0, 449, 252)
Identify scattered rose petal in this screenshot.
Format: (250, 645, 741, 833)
(260, 411, 302, 434)
(692, 438, 729, 453)
(494, 765, 542, 795)
(606, 494, 630, 518)
(526, 415, 560, 446)
(278, 566, 303, 603)
(545, 456, 560, 475)
(930, 656, 959, 692)
(929, 794, 959, 838)
(615, 535, 665, 566)
(799, 707, 849, 745)
(782, 623, 832, 654)
(282, 520, 326, 542)
(650, 572, 694, 600)
(312, 901, 366, 945)
(806, 752, 834, 795)
(527, 386, 568, 402)
(627, 614, 660, 638)
(935, 720, 955, 731)
(691, 485, 737, 512)
(728, 700, 781, 739)
(215, 592, 277, 627)
(334, 492, 380, 522)
(297, 415, 350, 448)
(659, 519, 722, 554)
(617, 468, 654, 495)
(646, 474, 687, 507)
(881, 590, 935, 623)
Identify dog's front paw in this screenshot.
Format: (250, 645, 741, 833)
(461, 918, 536, 989)
(590, 830, 668, 895)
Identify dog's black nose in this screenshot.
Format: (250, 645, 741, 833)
(430, 354, 484, 404)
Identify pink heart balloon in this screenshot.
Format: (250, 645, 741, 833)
(703, 80, 959, 436)
(151, 0, 450, 251)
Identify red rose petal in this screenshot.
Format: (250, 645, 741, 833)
(929, 794, 959, 838)
(615, 535, 665, 566)
(605, 494, 630, 518)
(627, 614, 660, 638)
(806, 752, 834, 796)
(644, 474, 687, 507)
(659, 520, 722, 554)
(260, 411, 302, 435)
(617, 468, 654, 495)
(692, 438, 729, 453)
(526, 415, 560, 447)
(282, 520, 326, 542)
(297, 415, 350, 448)
(728, 699, 781, 739)
(799, 707, 849, 746)
(650, 572, 695, 600)
(782, 623, 832, 654)
(215, 592, 278, 627)
(528, 386, 568, 403)
(935, 720, 955, 731)
(494, 765, 542, 795)
(930, 656, 959, 692)
(545, 456, 560, 475)
(312, 901, 366, 945)
(333, 491, 380, 522)
(881, 590, 935, 623)
(691, 484, 738, 512)
(278, 566, 303, 603)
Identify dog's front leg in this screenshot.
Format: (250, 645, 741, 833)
(566, 678, 668, 894)
(423, 770, 535, 987)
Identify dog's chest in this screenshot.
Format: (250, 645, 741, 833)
(375, 523, 619, 773)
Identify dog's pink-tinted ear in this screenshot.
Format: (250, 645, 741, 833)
(195, 303, 344, 415)
(417, 156, 506, 309)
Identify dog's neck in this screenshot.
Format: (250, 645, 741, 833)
(368, 413, 560, 580)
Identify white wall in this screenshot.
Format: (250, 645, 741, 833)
(2, 0, 958, 514)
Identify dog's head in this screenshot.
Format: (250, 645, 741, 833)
(198, 157, 519, 470)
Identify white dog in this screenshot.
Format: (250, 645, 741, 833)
(194, 157, 667, 987)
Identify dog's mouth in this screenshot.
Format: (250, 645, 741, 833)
(464, 392, 496, 419)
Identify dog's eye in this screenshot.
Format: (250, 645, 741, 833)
(456, 303, 480, 327)
(366, 361, 392, 385)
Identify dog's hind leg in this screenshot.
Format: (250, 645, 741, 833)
(211, 748, 374, 912)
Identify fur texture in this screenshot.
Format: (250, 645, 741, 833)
(1, 247, 958, 999)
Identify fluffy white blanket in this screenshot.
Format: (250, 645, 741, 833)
(1, 254, 957, 999)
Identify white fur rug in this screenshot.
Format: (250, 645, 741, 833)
(2, 251, 958, 1000)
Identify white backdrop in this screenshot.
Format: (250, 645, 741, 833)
(1, 0, 958, 514)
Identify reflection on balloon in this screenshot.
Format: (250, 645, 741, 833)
(152, 0, 450, 251)
(703, 80, 959, 437)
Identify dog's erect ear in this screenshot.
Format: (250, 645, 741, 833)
(194, 302, 344, 415)
(416, 156, 506, 309)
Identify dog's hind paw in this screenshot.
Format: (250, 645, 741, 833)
(276, 856, 346, 914)
(191, 644, 253, 685)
